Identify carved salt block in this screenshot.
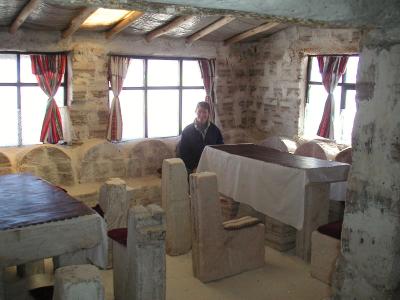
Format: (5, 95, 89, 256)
(53, 264, 104, 300)
(311, 223, 342, 285)
(259, 136, 298, 153)
(295, 140, 340, 160)
(161, 158, 191, 256)
(190, 172, 265, 283)
(126, 205, 166, 300)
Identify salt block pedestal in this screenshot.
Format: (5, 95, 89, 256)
(126, 205, 166, 300)
(53, 264, 104, 300)
(161, 158, 191, 256)
(311, 222, 342, 285)
(99, 178, 129, 268)
(99, 178, 129, 230)
(108, 205, 166, 300)
(107, 228, 128, 300)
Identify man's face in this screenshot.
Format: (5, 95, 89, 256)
(196, 107, 209, 125)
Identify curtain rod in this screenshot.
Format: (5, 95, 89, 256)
(107, 53, 214, 60)
(0, 51, 70, 55)
(307, 53, 359, 57)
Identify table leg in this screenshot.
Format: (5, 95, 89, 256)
(0, 268, 5, 300)
(296, 183, 330, 262)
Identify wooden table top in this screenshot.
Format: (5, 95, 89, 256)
(0, 174, 94, 231)
(211, 144, 349, 170)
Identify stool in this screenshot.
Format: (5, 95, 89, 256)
(53, 264, 104, 300)
(311, 221, 342, 285)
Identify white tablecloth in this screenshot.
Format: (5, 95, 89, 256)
(197, 146, 348, 230)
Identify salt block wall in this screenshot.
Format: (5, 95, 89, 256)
(0, 26, 360, 145)
(215, 26, 360, 139)
(333, 27, 400, 299)
(67, 33, 219, 142)
(0, 29, 218, 143)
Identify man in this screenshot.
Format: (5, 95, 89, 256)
(179, 101, 223, 173)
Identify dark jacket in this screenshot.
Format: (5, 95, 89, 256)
(179, 122, 223, 171)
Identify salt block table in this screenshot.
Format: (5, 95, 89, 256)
(0, 174, 107, 300)
(197, 144, 350, 262)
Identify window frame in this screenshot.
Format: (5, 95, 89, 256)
(0, 51, 68, 146)
(304, 54, 358, 143)
(109, 55, 206, 139)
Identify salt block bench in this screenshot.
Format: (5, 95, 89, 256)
(311, 221, 342, 285)
(63, 175, 161, 208)
(190, 172, 265, 283)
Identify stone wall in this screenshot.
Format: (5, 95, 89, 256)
(215, 26, 360, 140)
(0, 29, 218, 143)
(0, 26, 360, 146)
(0, 26, 360, 145)
(333, 27, 400, 299)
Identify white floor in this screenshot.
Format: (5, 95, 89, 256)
(4, 246, 331, 300)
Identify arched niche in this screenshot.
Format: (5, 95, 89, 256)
(258, 136, 298, 153)
(294, 140, 340, 160)
(125, 139, 173, 177)
(78, 140, 126, 183)
(0, 152, 13, 175)
(17, 145, 75, 186)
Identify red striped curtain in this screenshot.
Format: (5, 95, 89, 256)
(316, 55, 348, 139)
(198, 59, 216, 122)
(31, 54, 67, 144)
(107, 56, 130, 142)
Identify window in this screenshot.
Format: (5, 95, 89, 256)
(109, 57, 206, 140)
(0, 53, 67, 147)
(304, 55, 359, 145)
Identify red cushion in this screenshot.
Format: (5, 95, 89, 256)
(91, 204, 104, 218)
(108, 228, 128, 246)
(317, 221, 342, 240)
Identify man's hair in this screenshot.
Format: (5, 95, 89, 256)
(196, 101, 210, 113)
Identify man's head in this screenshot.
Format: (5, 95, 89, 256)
(195, 101, 210, 125)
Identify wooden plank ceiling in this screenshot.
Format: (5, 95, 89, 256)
(0, 0, 287, 44)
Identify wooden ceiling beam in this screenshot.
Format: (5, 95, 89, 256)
(62, 7, 97, 39)
(9, 0, 41, 34)
(105, 11, 144, 40)
(145, 15, 193, 42)
(186, 16, 235, 45)
(224, 22, 280, 46)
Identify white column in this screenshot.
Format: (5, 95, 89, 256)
(161, 158, 191, 255)
(126, 205, 166, 300)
